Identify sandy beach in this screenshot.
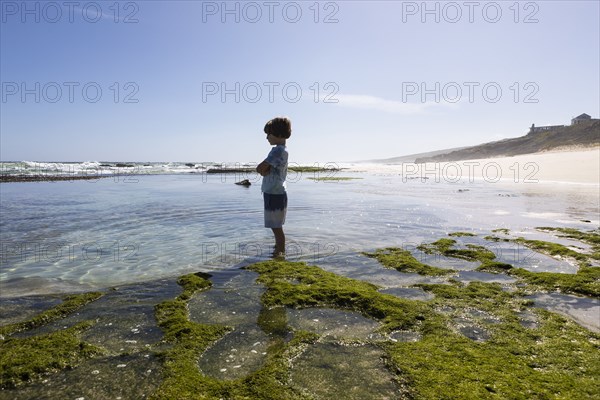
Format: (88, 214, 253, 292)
(355, 147, 600, 185)
(450, 147, 600, 185)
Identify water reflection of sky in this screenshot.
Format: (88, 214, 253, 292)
(1, 173, 597, 295)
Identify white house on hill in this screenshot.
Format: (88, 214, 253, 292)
(571, 113, 592, 125)
(529, 113, 598, 133)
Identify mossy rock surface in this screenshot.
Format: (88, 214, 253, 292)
(363, 247, 455, 276)
(246, 260, 600, 399)
(4, 228, 599, 398)
(0, 293, 105, 388)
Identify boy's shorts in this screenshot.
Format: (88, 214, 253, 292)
(264, 192, 287, 228)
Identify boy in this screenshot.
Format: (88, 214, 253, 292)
(256, 117, 291, 258)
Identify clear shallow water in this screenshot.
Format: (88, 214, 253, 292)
(1, 172, 598, 296)
(526, 293, 600, 332)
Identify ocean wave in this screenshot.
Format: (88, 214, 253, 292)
(0, 161, 248, 176)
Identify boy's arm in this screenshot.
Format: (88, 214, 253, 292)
(256, 160, 271, 176)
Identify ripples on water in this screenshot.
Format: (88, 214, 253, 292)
(1, 173, 598, 295)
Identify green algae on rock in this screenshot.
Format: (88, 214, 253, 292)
(151, 272, 231, 398)
(0, 321, 105, 389)
(387, 278, 600, 399)
(514, 237, 592, 265)
(0, 292, 103, 337)
(412, 235, 600, 297)
(476, 262, 600, 297)
(418, 238, 496, 263)
(536, 227, 600, 248)
(247, 260, 600, 399)
(484, 235, 511, 242)
(246, 260, 435, 332)
(151, 272, 318, 399)
(288, 166, 340, 173)
(479, 229, 600, 297)
(0, 292, 105, 389)
(488, 226, 598, 265)
(385, 310, 600, 399)
(448, 232, 477, 237)
(362, 247, 455, 276)
(306, 177, 362, 181)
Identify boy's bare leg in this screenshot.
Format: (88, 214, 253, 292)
(271, 228, 285, 256)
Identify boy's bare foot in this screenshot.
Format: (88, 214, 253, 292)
(272, 249, 285, 260)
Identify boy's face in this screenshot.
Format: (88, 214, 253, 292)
(266, 133, 283, 145)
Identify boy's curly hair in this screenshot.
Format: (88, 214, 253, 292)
(264, 117, 292, 139)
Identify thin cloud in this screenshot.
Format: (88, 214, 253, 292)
(332, 94, 459, 115)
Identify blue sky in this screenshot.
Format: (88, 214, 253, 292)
(1, 0, 598, 163)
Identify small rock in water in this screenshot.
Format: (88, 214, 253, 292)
(91, 370, 100, 375)
(220, 368, 227, 372)
(116, 364, 127, 368)
(235, 179, 251, 187)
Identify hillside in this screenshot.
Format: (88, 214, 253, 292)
(414, 120, 600, 163)
(360, 146, 468, 164)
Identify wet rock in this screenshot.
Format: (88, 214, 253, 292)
(287, 308, 381, 340)
(289, 343, 399, 400)
(453, 317, 491, 342)
(378, 287, 434, 301)
(235, 179, 251, 186)
(198, 326, 270, 380)
(517, 310, 540, 330)
(526, 293, 600, 332)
